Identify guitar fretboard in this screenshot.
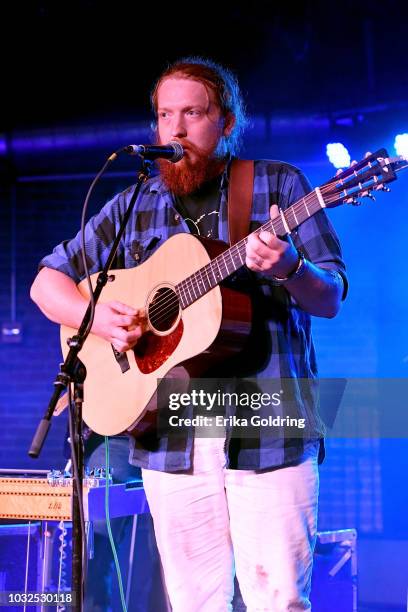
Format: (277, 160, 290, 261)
(175, 188, 324, 309)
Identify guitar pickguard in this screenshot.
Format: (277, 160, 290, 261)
(134, 319, 184, 374)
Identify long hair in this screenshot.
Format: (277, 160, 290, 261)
(151, 56, 248, 157)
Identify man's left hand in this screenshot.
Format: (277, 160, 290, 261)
(245, 205, 299, 279)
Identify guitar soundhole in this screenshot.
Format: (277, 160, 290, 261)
(148, 285, 181, 334)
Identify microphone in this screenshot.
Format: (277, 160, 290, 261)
(124, 141, 184, 162)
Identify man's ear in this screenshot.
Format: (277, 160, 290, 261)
(223, 112, 235, 137)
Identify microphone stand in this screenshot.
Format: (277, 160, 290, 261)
(28, 156, 154, 611)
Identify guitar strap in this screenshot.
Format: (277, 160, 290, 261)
(227, 159, 255, 246)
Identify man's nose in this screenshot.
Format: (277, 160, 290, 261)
(171, 115, 187, 138)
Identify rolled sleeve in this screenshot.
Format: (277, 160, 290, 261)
(284, 168, 348, 300)
(39, 191, 128, 283)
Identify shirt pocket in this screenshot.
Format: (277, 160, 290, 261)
(125, 233, 162, 267)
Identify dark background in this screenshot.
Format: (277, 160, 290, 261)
(1, 0, 408, 129)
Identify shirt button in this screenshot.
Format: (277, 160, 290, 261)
(174, 213, 180, 223)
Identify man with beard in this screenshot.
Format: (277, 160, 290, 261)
(31, 58, 347, 611)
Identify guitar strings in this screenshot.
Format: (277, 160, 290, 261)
(147, 185, 329, 318)
(138, 168, 383, 328)
(148, 163, 376, 322)
(146, 184, 343, 325)
(146, 205, 338, 329)
(146, 158, 384, 325)
(144, 183, 348, 325)
(145, 187, 338, 325)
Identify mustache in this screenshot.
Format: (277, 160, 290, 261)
(156, 137, 211, 158)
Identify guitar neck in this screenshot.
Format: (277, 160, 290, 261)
(175, 187, 325, 309)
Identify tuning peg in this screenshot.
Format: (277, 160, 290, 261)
(375, 184, 391, 192)
(365, 190, 376, 201)
(345, 197, 361, 206)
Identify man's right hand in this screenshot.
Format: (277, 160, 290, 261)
(92, 301, 146, 352)
(30, 268, 146, 353)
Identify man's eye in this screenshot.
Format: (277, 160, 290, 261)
(187, 110, 201, 116)
(159, 112, 169, 119)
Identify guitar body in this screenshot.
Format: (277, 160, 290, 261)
(58, 148, 408, 434)
(61, 233, 252, 435)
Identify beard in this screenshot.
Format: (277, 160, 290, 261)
(157, 140, 226, 196)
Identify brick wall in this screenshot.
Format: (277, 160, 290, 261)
(1, 143, 407, 537)
(0, 165, 134, 469)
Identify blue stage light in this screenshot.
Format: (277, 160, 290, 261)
(394, 133, 408, 157)
(326, 143, 351, 169)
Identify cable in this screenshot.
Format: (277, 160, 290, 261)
(56, 520, 68, 612)
(80, 153, 122, 340)
(103, 436, 128, 612)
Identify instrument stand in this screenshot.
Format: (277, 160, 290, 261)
(28, 157, 154, 611)
(67, 357, 86, 610)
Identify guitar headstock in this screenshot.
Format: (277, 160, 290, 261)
(322, 148, 408, 208)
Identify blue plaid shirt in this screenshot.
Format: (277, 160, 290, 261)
(40, 160, 347, 471)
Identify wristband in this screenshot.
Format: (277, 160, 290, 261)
(271, 250, 307, 284)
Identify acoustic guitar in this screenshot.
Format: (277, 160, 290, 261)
(61, 149, 407, 435)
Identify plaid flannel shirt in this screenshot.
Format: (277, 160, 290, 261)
(40, 159, 347, 471)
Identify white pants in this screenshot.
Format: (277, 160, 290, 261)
(142, 437, 319, 612)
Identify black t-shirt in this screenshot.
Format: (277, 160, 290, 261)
(173, 175, 221, 239)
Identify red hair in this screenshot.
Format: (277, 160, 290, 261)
(151, 57, 247, 156)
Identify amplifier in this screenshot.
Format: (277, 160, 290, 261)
(0, 472, 149, 521)
(0, 471, 156, 611)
